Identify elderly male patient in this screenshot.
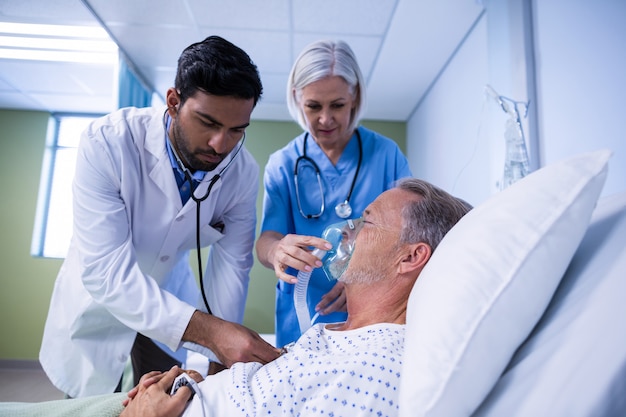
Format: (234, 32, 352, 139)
(119, 177, 471, 417)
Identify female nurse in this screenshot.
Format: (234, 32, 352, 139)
(256, 39, 412, 347)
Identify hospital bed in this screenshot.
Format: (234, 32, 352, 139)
(1, 149, 624, 416)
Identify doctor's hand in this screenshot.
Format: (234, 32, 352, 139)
(315, 281, 347, 315)
(256, 231, 332, 284)
(184, 310, 281, 368)
(120, 366, 190, 417)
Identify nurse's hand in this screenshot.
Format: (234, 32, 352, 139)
(256, 231, 332, 284)
(315, 281, 347, 315)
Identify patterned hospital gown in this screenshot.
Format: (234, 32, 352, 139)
(226, 322, 405, 416)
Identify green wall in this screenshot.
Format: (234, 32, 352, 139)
(0, 110, 64, 360)
(0, 108, 405, 360)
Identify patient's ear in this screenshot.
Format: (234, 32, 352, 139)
(399, 242, 431, 275)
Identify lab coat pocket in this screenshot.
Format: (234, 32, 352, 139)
(198, 222, 225, 247)
(177, 222, 224, 251)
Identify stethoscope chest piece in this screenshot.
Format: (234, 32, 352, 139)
(335, 200, 352, 218)
(296, 130, 362, 220)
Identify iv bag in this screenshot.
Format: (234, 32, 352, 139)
(485, 85, 531, 190)
(501, 115, 530, 190)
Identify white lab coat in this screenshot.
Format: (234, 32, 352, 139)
(39, 106, 258, 398)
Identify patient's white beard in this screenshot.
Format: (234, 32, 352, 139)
(340, 258, 388, 285)
(341, 235, 398, 284)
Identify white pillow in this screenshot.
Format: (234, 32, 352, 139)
(472, 191, 626, 416)
(399, 149, 611, 417)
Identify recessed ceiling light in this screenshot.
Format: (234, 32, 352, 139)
(0, 22, 117, 64)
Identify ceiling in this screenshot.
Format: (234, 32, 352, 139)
(0, 0, 484, 121)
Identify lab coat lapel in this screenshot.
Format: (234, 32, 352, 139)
(145, 109, 182, 208)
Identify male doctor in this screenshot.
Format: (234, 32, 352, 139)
(39, 36, 280, 398)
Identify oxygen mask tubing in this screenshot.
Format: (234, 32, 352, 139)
(294, 218, 364, 335)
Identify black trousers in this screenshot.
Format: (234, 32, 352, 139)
(115, 333, 182, 391)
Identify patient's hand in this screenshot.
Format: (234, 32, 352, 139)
(315, 281, 347, 315)
(121, 366, 203, 417)
(124, 367, 205, 405)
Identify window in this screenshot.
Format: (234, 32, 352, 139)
(31, 114, 100, 258)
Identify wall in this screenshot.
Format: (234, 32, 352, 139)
(533, 0, 626, 196)
(0, 110, 63, 360)
(407, 13, 490, 206)
(407, 0, 626, 206)
(0, 109, 405, 360)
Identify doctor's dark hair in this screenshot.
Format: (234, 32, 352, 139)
(396, 178, 472, 252)
(287, 39, 366, 132)
(175, 35, 262, 106)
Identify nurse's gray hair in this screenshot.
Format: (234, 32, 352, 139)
(286, 39, 366, 133)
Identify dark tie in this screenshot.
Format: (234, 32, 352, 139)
(173, 168, 196, 204)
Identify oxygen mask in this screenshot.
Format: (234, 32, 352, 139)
(318, 218, 364, 281)
(293, 217, 364, 334)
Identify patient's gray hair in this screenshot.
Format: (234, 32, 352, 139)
(396, 178, 472, 251)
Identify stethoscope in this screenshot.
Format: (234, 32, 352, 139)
(164, 111, 246, 315)
(294, 129, 362, 219)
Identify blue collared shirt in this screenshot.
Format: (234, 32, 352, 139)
(164, 115, 207, 203)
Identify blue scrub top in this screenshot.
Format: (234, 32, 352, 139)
(261, 126, 412, 347)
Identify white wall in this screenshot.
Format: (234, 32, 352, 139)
(407, 14, 492, 206)
(407, 0, 626, 206)
(534, 0, 626, 197)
